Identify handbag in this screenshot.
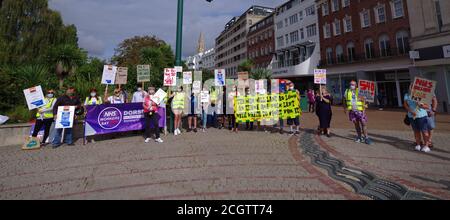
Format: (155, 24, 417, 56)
(403, 114, 411, 126)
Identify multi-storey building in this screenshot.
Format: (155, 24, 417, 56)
(317, 0, 411, 106)
(272, 0, 321, 91)
(215, 6, 274, 78)
(186, 48, 215, 71)
(247, 13, 275, 70)
(407, 0, 450, 113)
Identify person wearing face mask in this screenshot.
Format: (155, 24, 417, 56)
(52, 87, 82, 148)
(106, 88, 125, 104)
(143, 87, 164, 143)
(132, 87, 147, 103)
(170, 86, 185, 136)
(29, 89, 57, 147)
(343, 81, 373, 145)
(84, 88, 103, 106)
(404, 85, 431, 152)
(286, 83, 301, 135)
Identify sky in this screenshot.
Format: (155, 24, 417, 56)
(48, 0, 281, 61)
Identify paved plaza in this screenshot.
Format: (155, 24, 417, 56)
(1, 108, 449, 200)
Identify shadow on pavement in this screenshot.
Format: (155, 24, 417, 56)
(410, 175, 450, 191)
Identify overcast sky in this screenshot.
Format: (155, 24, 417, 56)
(48, 0, 281, 60)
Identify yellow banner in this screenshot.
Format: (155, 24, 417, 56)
(234, 91, 301, 123)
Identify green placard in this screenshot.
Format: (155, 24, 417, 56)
(137, 65, 151, 82)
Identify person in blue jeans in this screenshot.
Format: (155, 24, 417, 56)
(52, 87, 82, 148)
(404, 89, 431, 153)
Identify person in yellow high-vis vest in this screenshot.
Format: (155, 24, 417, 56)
(31, 89, 57, 146)
(171, 86, 185, 136)
(84, 88, 103, 143)
(343, 81, 372, 145)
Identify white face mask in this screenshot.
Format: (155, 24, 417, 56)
(91, 93, 96, 97)
(47, 94, 54, 98)
(137, 88, 142, 92)
(350, 85, 356, 90)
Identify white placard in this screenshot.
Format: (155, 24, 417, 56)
(255, 80, 266, 94)
(201, 91, 210, 103)
(215, 69, 226, 87)
(55, 106, 75, 129)
(164, 68, 177, 87)
(193, 81, 202, 94)
(314, 69, 327, 85)
(409, 51, 420, 59)
(411, 77, 437, 106)
(151, 89, 167, 105)
(175, 66, 183, 73)
(102, 65, 117, 85)
(23, 85, 46, 110)
(183, 71, 193, 85)
(443, 45, 450, 58)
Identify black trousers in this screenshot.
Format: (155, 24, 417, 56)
(32, 118, 54, 143)
(145, 112, 160, 139)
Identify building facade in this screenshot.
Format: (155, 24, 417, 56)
(272, 0, 321, 91)
(317, 0, 411, 106)
(186, 48, 215, 71)
(247, 13, 275, 70)
(215, 6, 274, 78)
(407, 0, 450, 113)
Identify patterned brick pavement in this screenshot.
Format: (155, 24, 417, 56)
(0, 129, 358, 200)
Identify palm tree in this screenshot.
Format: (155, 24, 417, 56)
(251, 68, 272, 80)
(238, 59, 254, 72)
(47, 44, 86, 89)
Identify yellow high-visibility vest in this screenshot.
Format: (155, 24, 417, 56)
(345, 89, 364, 111)
(36, 98, 56, 119)
(85, 97, 103, 105)
(172, 92, 185, 109)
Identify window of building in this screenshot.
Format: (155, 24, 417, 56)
(326, 47, 334, 65)
(360, 10, 371, 28)
(391, 0, 404, 19)
(364, 38, 375, 59)
(347, 42, 355, 62)
(285, 18, 289, 27)
(331, 0, 339, 12)
(344, 16, 352, 33)
(289, 14, 298, 24)
(290, 31, 299, 43)
(323, 23, 331, 39)
(306, 24, 317, 37)
(285, 34, 289, 45)
(300, 28, 304, 39)
(276, 21, 283, 30)
(342, 0, 350, 8)
(379, 34, 391, 57)
(374, 4, 386, 23)
(306, 5, 316, 16)
(336, 45, 344, 63)
(333, 20, 341, 36)
(435, 0, 443, 32)
(277, 36, 284, 47)
(322, 2, 329, 16)
(396, 30, 409, 55)
(299, 11, 304, 21)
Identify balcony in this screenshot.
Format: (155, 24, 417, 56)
(319, 47, 410, 67)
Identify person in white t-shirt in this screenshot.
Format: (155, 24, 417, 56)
(106, 88, 125, 104)
(132, 87, 147, 103)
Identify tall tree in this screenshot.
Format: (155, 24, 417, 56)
(112, 35, 166, 66)
(46, 44, 87, 89)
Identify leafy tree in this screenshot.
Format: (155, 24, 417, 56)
(112, 35, 165, 66)
(251, 68, 272, 80)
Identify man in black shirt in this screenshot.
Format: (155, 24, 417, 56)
(51, 87, 82, 148)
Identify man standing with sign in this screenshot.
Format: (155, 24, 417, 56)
(343, 81, 373, 145)
(51, 87, 82, 148)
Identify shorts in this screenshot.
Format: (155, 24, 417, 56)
(427, 116, 436, 130)
(349, 111, 367, 124)
(411, 117, 429, 132)
(287, 117, 300, 126)
(172, 109, 183, 115)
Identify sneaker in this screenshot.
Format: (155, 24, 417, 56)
(415, 145, 422, 151)
(194, 128, 198, 133)
(421, 146, 431, 153)
(145, 138, 151, 143)
(202, 128, 206, 133)
(155, 138, 164, 143)
(364, 138, 373, 145)
(187, 128, 192, 133)
(52, 144, 62, 149)
(354, 138, 362, 143)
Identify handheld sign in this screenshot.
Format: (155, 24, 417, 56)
(192, 81, 201, 94)
(151, 89, 167, 105)
(102, 65, 117, 85)
(55, 106, 75, 129)
(411, 77, 436, 105)
(115, 67, 128, 85)
(201, 91, 210, 103)
(164, 68, 177, 87)
(137, 65, 151, 83)
(183, 71, 193, 85)
(314, 69, 327, 84)
(23, 85, 46, 110)
(215, 69, 226, 87)
(175, 66, 183, 73)
(358, 80, 376, 103)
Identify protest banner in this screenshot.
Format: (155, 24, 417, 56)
(23, 85, 46, 110)
(358, 80, 376, 103)
(234, 91, 301, 123)
(183, 71, 193, 85)
(238, 72, 249, 88)
(215, 69, 226, 87)
(84, 103, 165, 137)
(137, 65, 151, 83)
(115, 67, 128, 85)
(152, 89, 167, 105)
(193, 81, 202, 94)
(314, 69, 327, 85)
(411, 77, 437, 105)
(201, 91, 210, 103)
(55, 106, 75, 129)
(164, 68, 177, 87)
(101, 65, 117, 85)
